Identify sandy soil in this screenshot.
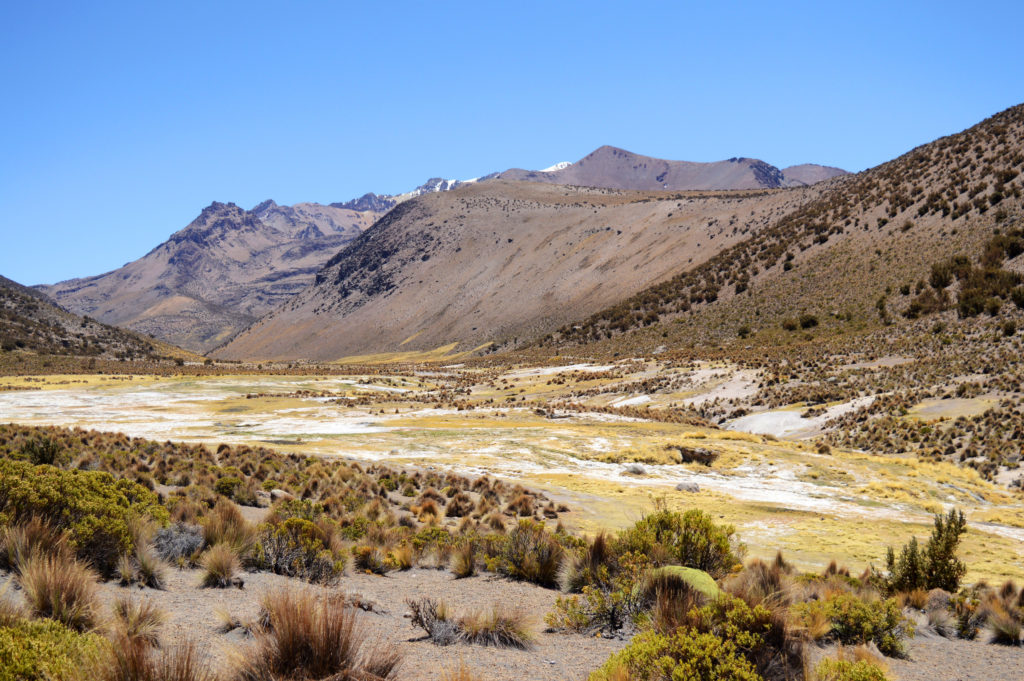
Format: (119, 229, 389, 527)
(90, 567, 626, 681)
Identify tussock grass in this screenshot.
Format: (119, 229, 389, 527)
(17, 552, 99, 632)
(0, 516, 71, 571)
(234, 589, 401, 681)
(110, 595, 165, 647)
(408, 598, 535, 649)
(450, 543, 476, 579)
(458, 605, 535, 649)
(199, 543, 241, 589)
(95, 633, 217, 681)
(440, 659, 488, 681)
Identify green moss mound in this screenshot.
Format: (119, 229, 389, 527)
(648, 565, 721, 600)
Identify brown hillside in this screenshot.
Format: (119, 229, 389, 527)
(552, 103, 1024, 352)
(0, 274, 166, 359)
(214, 181, 821, 361)
(38, 200, 383, 352)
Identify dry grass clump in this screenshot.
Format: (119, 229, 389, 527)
(199, 542, 243, 589)
(407, 597, 535, 649)
(0, 516, 71, 570)
(233, 589, 401, 681)
(440, 659, 488, 681)
(95, 633, 218, 681)
(17, 552, 100, 632)
(110, 595, 166, 647)
(203, 499, 256, 556)
(458, 605, 535, 649)
(450, 542, 476, 579)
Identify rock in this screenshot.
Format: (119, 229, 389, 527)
(270, 488, 294, 501)
(676, 482, 700, 493)
(622, 463, 646, 475)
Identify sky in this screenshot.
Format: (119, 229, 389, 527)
(1, 1, 1022, 285)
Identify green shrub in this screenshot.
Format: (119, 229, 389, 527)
(0, 459, 168, 575)
(547, 552, 651, 633)
(794, 593, 912, 657)
(814, 658, 889, 681)
(885, 509, 967, 593)
(0, 619, 104, 681)
(589, 627, 763, 681)
(615, 509, 740, 578)
(497, 519, 564, 588)
(254, 517, 344, 584)
(214, 476, 242, 499)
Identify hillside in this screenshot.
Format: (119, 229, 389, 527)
(491, 145, 847, 191)
(38, 200, 384, 352)
(214, 181, 821, 361)
(553, 103, 1024, 351)
(0, 274, 165, 359)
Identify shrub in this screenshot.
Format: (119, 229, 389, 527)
(199, 542, 242, 588)
(589, 627, 762, 681)
(547, 552, 651, 633)
(215, 476, 243, 499)
(497, 519, 564, 588)
(0, 619, 104, 681)
(352, 545, 390, 575)
(235, 589, 401, 681)
(254, 518, 343, 584)
(885, 509, 967, 593)
(814, 658, 889, 681)
(794, 593, 912, 657)
(17, 553, 100, 632)
(20, 436, 66, 466)
(615, 509, 740, 578)
(0, 459, 168, 575)
(152, 522, 203, 564)
(799, 314, 819, 329)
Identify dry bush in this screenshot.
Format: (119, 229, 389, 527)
(202, 499, 255, 556)
(458, 605, 535, 649)
(445, 492, 474, 518)
(505, 494, 535, 517)
(199, 543, 242, 589)
(0, 516, 71, 571)
(451, 543, 476, 579)
(234, 589, 401, 681)
(560, 531, 613, 593)
(95, 633, 218, 681)
(440, 659, 488, 681)
(17, 552, 100, 631)
(110, 595, 166, 647)
(386, 544, 414, 571)
(407, 598, 534, 649)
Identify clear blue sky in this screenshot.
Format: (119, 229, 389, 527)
(2, 1, 1022, 285)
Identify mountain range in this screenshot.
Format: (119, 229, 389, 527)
(37, 147, 845, 353)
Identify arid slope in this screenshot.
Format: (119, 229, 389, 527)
(554, 103, 1024, 351)
(39, 201, 383, 351)
(216, 181, 819, 360)
(0, 274, 166, 359)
